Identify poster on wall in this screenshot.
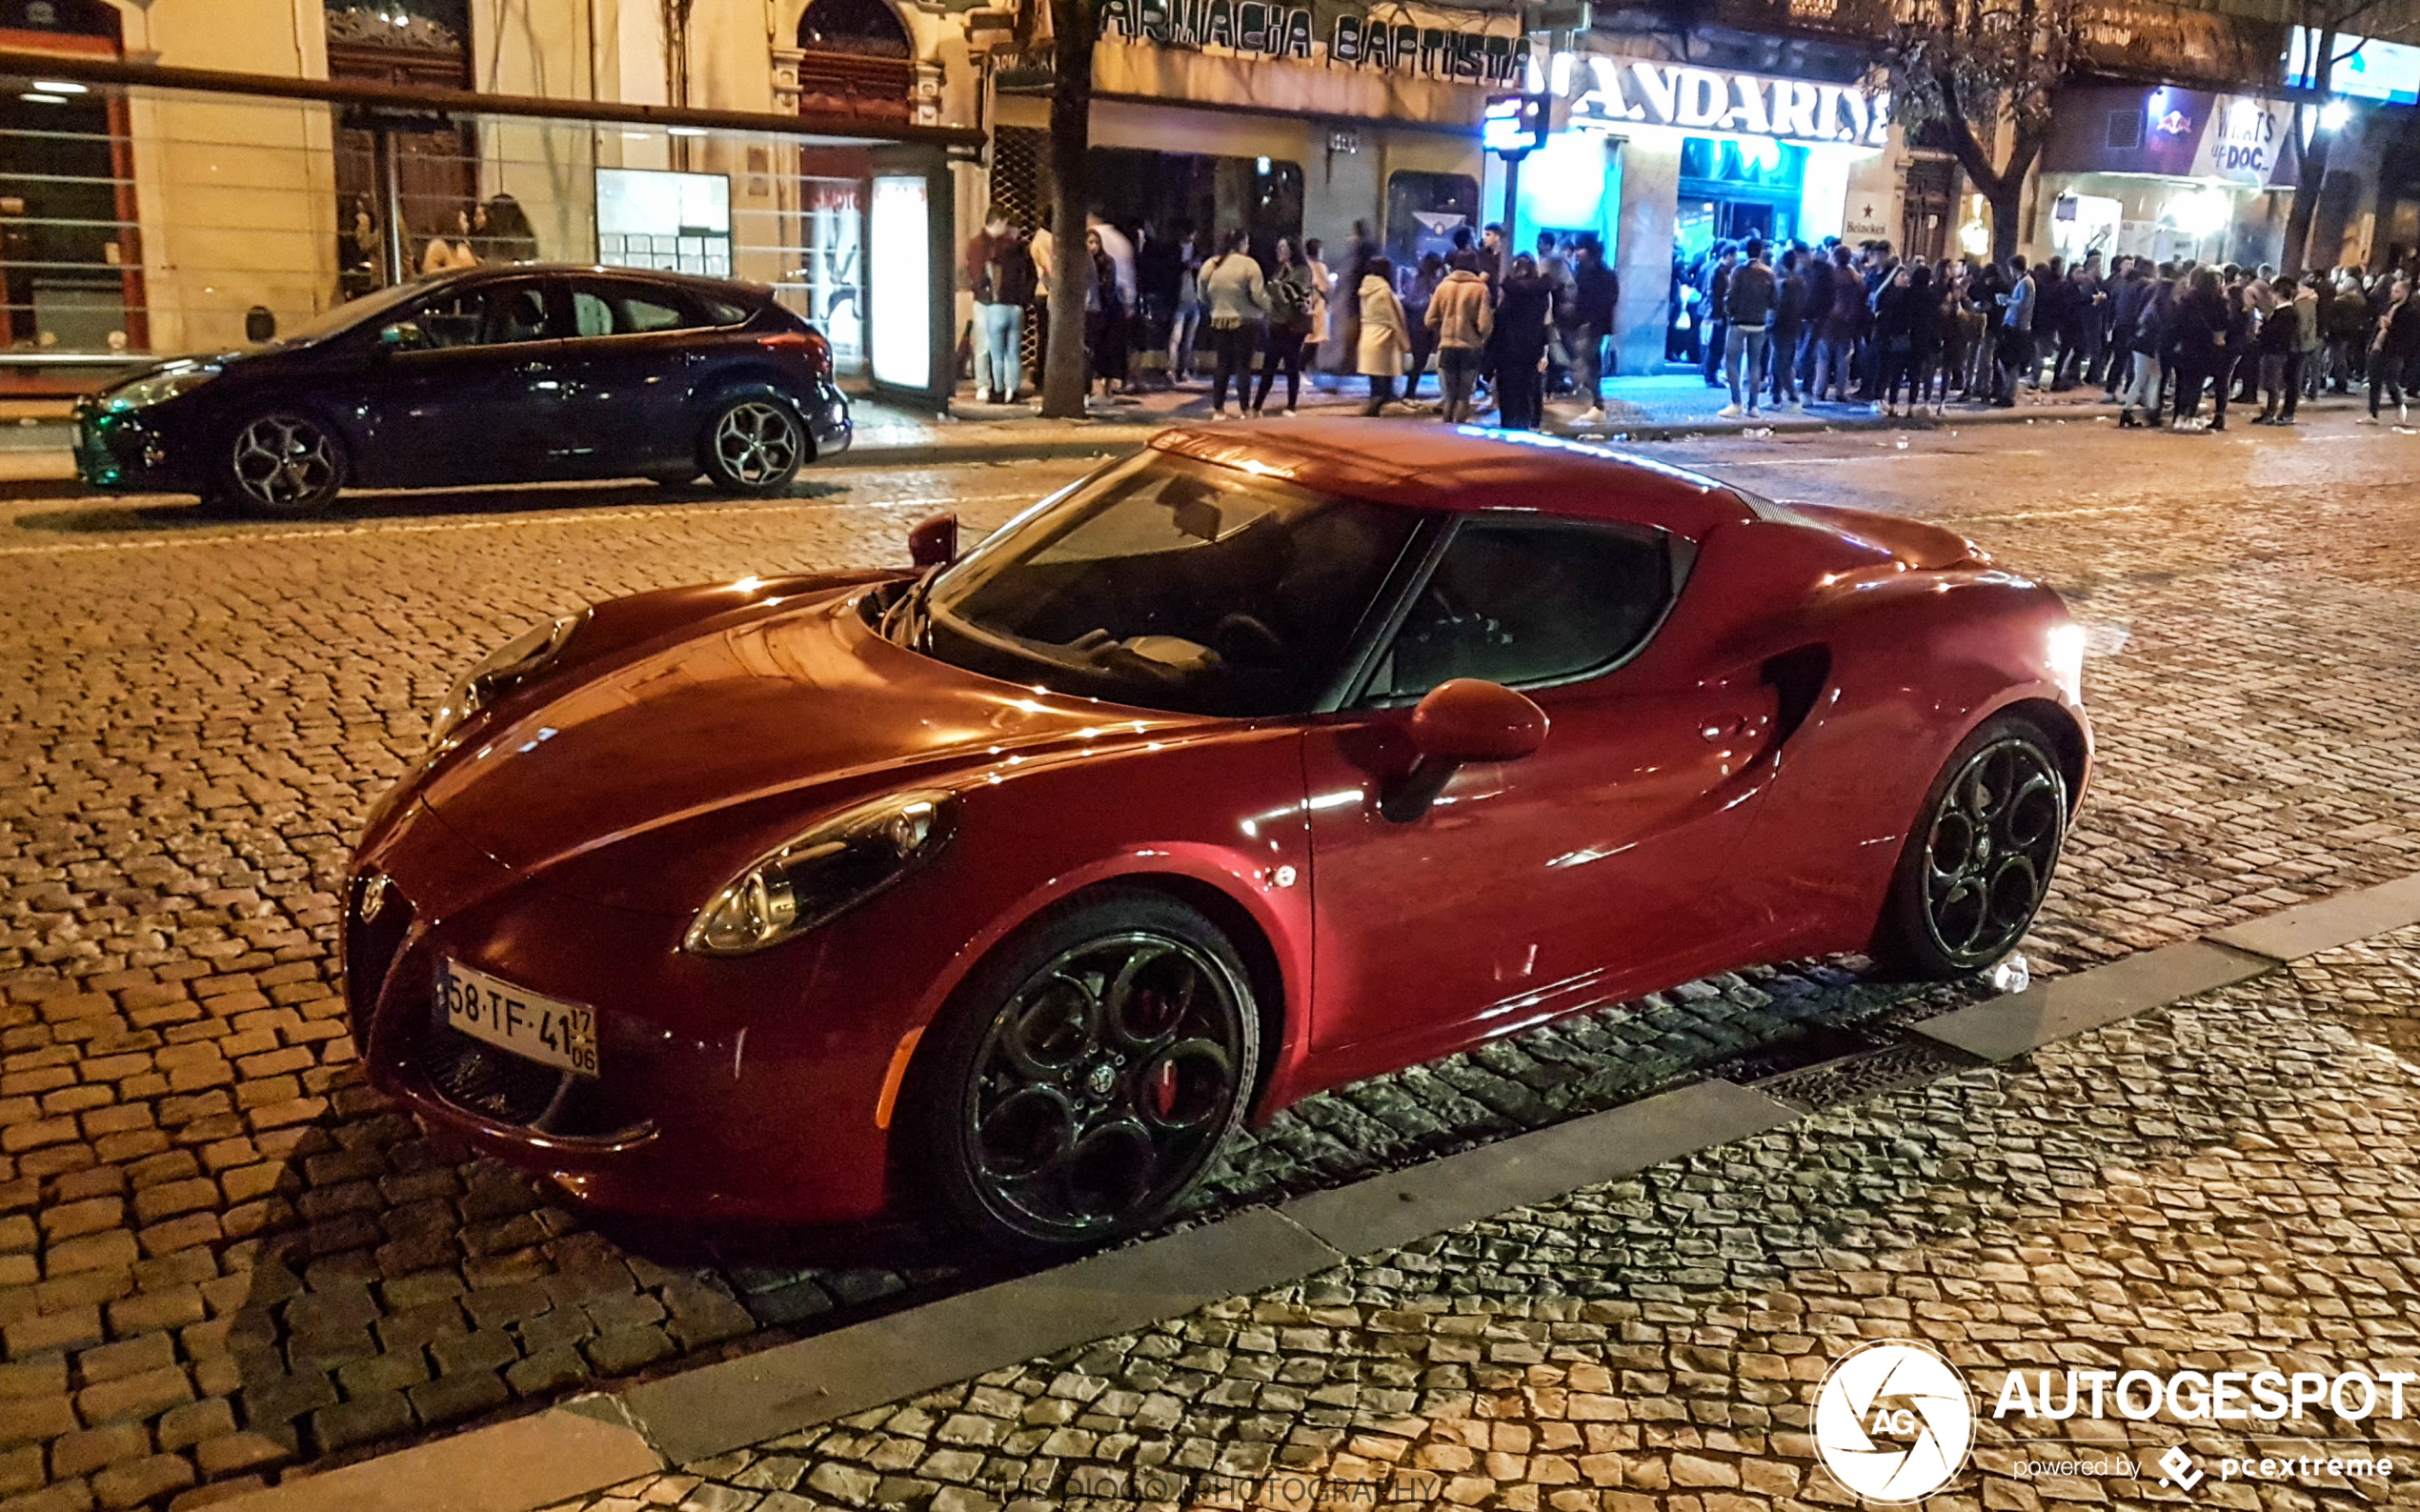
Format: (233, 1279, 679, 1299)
(869, 173, 931, 393)
(595, 169, 733, 277)
(2043, 86, 2297, 190)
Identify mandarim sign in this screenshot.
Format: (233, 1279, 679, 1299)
(1561, 53, 1893, 147)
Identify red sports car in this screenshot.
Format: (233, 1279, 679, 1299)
(348, 423, 2089, 1250)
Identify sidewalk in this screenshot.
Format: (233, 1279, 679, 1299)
(0, 373, 2235, 490)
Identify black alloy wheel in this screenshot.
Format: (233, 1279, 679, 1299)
(225, 412, 346, 516)
(1879, 715, 2069, 978)
(699, 394, 807, 494)
(912, 893, 1260, 1251)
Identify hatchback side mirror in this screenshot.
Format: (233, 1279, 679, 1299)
(376, 321, 422, 352)
(909, 512, 958, 569)
(1380, 678, 1548, 823)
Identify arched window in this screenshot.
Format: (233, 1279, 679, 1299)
(795, 0, 914, 119)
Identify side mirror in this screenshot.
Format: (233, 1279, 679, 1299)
(376, 321, 422, 352)
(1380, 678, 1547, 824)
(908, 511, 959, 569)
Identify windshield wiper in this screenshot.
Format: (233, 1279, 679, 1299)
(884, 572, 938, 651)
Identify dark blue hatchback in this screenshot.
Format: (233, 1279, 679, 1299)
(73, 264, 852, 516)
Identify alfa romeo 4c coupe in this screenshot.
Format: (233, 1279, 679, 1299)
(347, 423, 2090, 1251)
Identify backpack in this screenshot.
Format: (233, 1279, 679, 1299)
(1266, 268, 1313, 330)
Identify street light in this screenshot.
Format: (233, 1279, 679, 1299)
(2319, 99, 2351, 131)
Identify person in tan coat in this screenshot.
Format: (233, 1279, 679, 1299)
(1356, 257, 1409, 415)
(1424, 267, 1495, 423)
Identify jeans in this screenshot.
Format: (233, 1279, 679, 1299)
(1168, 301, 1202, 379)
(1363, 372, 1397, 414)
(1724, 326, 1770, 412)
(1570, 322, 1606, 407)
(2258, 353, 2301, 419)
(974, 301, 1022, 399)
(1208, 321, 1260, 413)
(1252, 328, 1306, 412)
(1768, 329, 1801, 406)
(2371, 350, 2412, 416)
(1994, 331, 2034, 405)
(1496, 353, 1543, 430)
(2118, 352, 2161, 417)
(1700, 319, 1728, 384)
(1438, 346, 1484, 422)
(1811, 336, 1853, 402)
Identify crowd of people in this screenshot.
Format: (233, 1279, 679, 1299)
(964, 202, 2420, 430)
(961, 204, 1623, 428)
(1675, 234, 2420, 430)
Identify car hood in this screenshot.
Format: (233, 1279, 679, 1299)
(416, 587, 1203, 901)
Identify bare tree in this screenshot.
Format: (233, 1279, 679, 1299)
(1038, 0, 1101, 418)
(2278, 0, 2399, 273)
(1883, 0, 2080, 264)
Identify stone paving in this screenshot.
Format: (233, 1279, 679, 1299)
(566, 922, 2420, 1512)
(0, 423, 2412, 1508)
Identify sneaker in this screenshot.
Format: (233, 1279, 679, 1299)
(1717, 403, 1744, 418)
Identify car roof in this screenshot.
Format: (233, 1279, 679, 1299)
(413, 263, 774, 304)
(1149, 420, 1757, 538)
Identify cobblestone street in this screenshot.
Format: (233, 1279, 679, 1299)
(0, 415, 2415, 1509)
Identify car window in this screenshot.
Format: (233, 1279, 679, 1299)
(1369, 520, 1670, 701)
(570, 290, 615, 338)
(920, 453, 1419, 717)
(565, 282, 699, 337)
(413, 283, 553, 348)
(700, 296, 752, 326)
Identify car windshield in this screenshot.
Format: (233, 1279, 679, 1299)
(269, 282, 431, 347)
(916, 453, 1420, 716)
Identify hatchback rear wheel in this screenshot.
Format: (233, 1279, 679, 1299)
(908, 891, 1260, 1252)
(698, 394, 806, 494)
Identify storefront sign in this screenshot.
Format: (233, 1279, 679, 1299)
(2286, 26, 2420, 105)
(1561, 55, 1891, 148)
(1098, 0, 1530, 84)
(2043, 85, 2297, 190)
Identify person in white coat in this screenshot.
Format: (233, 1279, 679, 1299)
(1356, 256, 1410, 415)
(1303, 237, 1333, 367)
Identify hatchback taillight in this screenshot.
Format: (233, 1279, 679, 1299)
(758, 329, 832, 375)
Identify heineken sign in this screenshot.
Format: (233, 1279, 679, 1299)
(1563, 54, 1892, 146)
(1099, 0, 1534, 84)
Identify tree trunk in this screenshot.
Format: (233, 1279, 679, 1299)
(2280, 30, 2337, 275)
(1985, 179, 2024, 265)
(1039, 0, 1097, 419)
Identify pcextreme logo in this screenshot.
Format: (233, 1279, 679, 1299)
(1813, 1341, 1977, 1502)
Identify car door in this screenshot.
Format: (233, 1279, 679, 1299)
(371, 277, 565, 487)
(549, 278, 713, 476)
(1300, 514, 1780, 1073)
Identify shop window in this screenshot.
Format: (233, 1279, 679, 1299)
(0, 91, 135, 353)
(2106, 110, 2144, 151)
(1384, 171, 1480, 271)
(796, 0, 915, 121)
(0, 0, 121, 35)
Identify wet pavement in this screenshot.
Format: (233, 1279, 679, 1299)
(0, 414, 2414, 1508)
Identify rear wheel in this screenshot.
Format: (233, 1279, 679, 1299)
(908, 891, 1260, 1253)
(698, 394, 806, 495)
(1875, 716, 2069, 978)
(223, 412, 346, 517)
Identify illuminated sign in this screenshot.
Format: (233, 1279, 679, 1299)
(1099, 0, 1532, 84)
(1482, 92, 1547, 153)
(2285, 26, 2420, 105)
(2194, 94, 2286, 186)
(869, 174, 931, 393)
(1560, 54, 1891, 148)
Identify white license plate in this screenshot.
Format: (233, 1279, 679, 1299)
(436, 959, 598, 1077)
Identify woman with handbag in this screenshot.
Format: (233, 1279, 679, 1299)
(1253, 238, 1316, 416)
(1356, 256, 1410, 415)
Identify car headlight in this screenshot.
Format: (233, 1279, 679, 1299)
(104, 367, 219, 412)
(2046, 621, 2087, 702)
(428, 612, 586, 750)
(684, 790, 958, 957)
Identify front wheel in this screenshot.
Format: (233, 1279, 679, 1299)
(223, 412, 347, 517)
(1875, 716, 2069, 978)
(697, 394, 807, 495)
(907, 891, 1260, 1253)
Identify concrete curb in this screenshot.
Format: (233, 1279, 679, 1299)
(214, 868, 2420, 1512)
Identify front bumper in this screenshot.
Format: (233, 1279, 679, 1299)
(348, 803, 902, 1224)
(72, 405, 184, 492)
